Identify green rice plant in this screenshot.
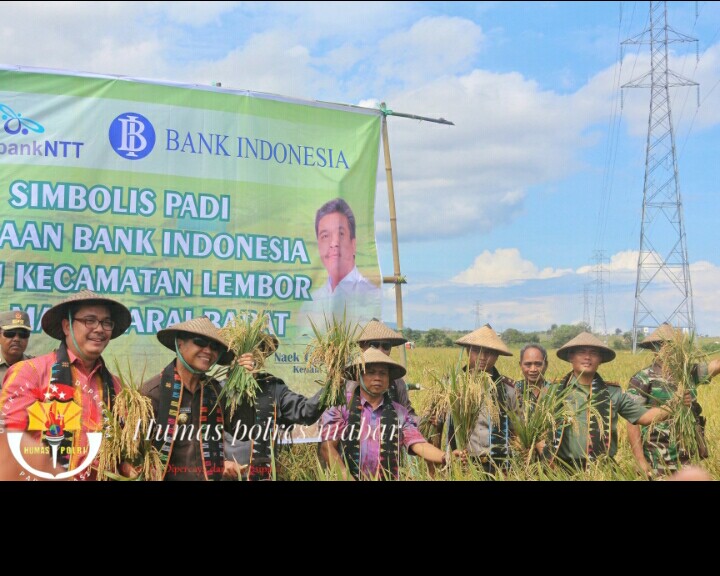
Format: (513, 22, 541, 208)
(219, 310, 278, 415)
(97, 361, 164, 481)
(305, 310, 362, 409)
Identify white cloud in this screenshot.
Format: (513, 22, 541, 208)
(375, 65, 608, 240)
(145, 1, 241, 26)
(576, 249, 639, 283)
(452, 248, 574, 287)
(181, 31, 331, 98)
(377, 17, 485, 87)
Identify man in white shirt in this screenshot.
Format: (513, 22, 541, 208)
(306, 198, 381, 325)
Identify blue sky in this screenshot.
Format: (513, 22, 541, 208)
(3, 1, 720, 334)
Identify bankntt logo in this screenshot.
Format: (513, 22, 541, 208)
(6, 392, 102, 480)
(0, 103, 45, 135)
(109, 112, 156, 160)
(0, 102, 84, 159)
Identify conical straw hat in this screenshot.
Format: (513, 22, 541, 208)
(157, 316, 234, 365)
(556, 331, 616, 363)
(356, 318, 407, 347)
(344, 347, 406, 381)
(41, 290, 131, 340)
(638, 323, 679, 350)
(454, 324, 513, 357)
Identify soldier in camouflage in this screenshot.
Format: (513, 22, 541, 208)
(627, 324, 720, 478)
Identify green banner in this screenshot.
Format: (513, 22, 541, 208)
(0, 68, 382, 393)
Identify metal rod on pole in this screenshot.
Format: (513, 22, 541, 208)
(378, 103, 454, 367)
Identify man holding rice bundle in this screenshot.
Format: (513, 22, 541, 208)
(141, 316, 240, 481)
(626, 324, 720, 478)
(542, 332, 672, 471)
(222, 339, 324, 481)
(428, 324, 518, 474)
(355, 318, 418, 423)
(319, 348, 451, 480)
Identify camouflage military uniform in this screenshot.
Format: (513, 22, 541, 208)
(551, 372, 647, 468)
(627, 362, 709, 473)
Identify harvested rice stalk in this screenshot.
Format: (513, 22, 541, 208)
(305, 311, 362, 409)
(448, 366, 499, 451)
(97, 361, 164, 481)
(654, 329, 707, 457)
(219, 311, 278, 415)
(419, 365, 499, 452)
(508, 381, 575, 467)
(418, 369, 451, 444)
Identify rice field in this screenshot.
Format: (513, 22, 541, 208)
(276, 345, 720, 480)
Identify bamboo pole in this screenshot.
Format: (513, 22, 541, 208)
(379, 104, 454, 368)
(380, 104, 407, 367)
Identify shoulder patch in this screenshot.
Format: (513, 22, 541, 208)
(498, 375, 515, 387)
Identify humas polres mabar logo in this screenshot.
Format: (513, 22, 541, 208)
(109, 112, 156, 160)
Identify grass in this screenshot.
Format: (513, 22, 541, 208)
(274, 345, 720, 480)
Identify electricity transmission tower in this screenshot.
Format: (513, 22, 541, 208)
(582, 283, 592, 330)
(474, 301, 482, 329)
(593, 251, 608, 339)
(622, 1, 698, 352)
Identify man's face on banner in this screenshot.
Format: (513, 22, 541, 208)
(317, 211, 356, 290)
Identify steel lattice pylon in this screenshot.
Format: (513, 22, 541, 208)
(623, 1, 698, 352)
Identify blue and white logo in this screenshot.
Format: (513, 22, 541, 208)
(109, 112, 156, 160)
(0, 104, 45, 135)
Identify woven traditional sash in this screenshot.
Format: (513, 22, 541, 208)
(342, 385, 400, 480)
(586, 377, 611, 461)
(489, 373, 511, 464)
(46, 341, 116, 472)
(154, 361, 224, 481)
(248, 373, 277, 481)
(553, 373, 611, 466)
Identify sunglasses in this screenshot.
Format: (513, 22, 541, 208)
(191, 337, 223, 352)
(368, 341, 392, 352)
(2, 330, 30, 340)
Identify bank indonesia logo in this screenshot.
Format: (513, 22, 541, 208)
(0, 103, 45, 135)
(109, 112, 156, 160)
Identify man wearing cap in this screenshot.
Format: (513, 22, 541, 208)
(0, 290, 131, 478)
(431, 324, 518, 473)
(0, 310, 34, 385)
(626, 324, 720, 477)
(221, 337, 324, 481)
(141, 316, 243, 481)
(544, 332, 671, 470)
(319, 348, 452, 480)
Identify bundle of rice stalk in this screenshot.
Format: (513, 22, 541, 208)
(655, 329, 706, 456)
(418, 368, 452, 444)
(219, 311, 278, 415)
(507, 381, 575, 468)
(447, 366, 499, 452)
(305, 311, 362, 409)
(96, 362, 164, 481)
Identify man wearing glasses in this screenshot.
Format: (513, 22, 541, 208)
(0, 310, 34, 385)
(0, 290, 132, 478)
